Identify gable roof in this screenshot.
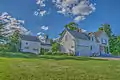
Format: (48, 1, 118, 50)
(66, 29, 90, 40)
(94, 30, 103, 37)
(20, 35, 40, 42)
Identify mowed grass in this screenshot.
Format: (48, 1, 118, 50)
(0, 53, 120, 80)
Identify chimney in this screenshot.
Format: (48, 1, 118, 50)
(77, 28, 82, 32)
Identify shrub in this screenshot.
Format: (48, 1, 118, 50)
(68, 53, 75, 56)
(44, 52, 53, 55)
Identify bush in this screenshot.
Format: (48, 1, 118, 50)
(43, 52, 68, 56)
(44, 52, 53, 55)
(68, 53, 75, 56)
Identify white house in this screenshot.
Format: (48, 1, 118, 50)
(60, 28, 109, 56)
(20, 35, 51, 54)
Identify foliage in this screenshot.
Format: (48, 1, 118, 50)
(59, 22, 79, 36)
(99, 24, 112, 37)
(44, 52, 53, 55)
(0, 22, 7, 40)
(9, 30, 21, 52)
(40, 48, 50, 55)
(51, 42, 60, 53)
(99, 24, 120, 55)
(64, 22, 78, 30)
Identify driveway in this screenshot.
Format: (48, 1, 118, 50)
(93, 57, 120, 60)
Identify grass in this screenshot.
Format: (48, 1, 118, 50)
(0, 52, 120, 80)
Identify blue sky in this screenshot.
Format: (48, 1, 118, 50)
(0, 0, 120, 38)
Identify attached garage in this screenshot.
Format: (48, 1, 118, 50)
(76, 45, 90, 56)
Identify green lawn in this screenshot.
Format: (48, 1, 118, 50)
(0, 52, 120, 80)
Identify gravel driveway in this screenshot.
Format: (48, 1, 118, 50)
(93, 57, 120, 60)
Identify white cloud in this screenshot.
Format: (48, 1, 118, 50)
(37, 32, 44, 36)
(36, 0, 46, 7)
(35, 0, 47, 16)
(18, 20, 25, 24)
(39, 10, 46, 16)
(52, 0, 96, 22)
(35, 0, 96, 21)
(34, 11, 39, 16)
(81, 29, 87, 32)
(74, 16, 85, 22)
(37, 32, 46, 42)
(34, 9, 47, 16)
(41, 25, 49, 31)
(0, 12, 31, 36)
(1, 12, 8, 17)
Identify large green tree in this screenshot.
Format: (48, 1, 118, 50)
(99, 24, 112, 37)
(59, 22, 79, 36)
(98, 24, 120, 55)
(0, 22, 5, 38)
(51, 42, 60, 53)
(9, 30, 21, 52)
(64, 22, 78, 30)
(0, 22, 8, 43)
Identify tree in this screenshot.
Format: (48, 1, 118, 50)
(98, 24, 120, 55)
(0, 22, 8, 43)
(109, 35, 117, 55)
(59, 22, 79, 36)
(99, 24, 112, 37)
(64, 22, 78, 31)
(0, 22, 5, 38)
(9, 30, 21, 52)
(51, 42, 60, 53)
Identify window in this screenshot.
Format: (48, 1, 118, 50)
(45, 49, 49, 52)
(71, 46, 74, 48)
(90, 46, 92, 50)
(25, 47, 29, 49)
(101, 39, 107, 44)
(33, 48, 38, 51)
(26, 42, 28, 45)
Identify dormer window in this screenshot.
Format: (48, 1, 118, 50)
(101, 39, 107, 44)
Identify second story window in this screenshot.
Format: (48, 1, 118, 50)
(26, 42, 28, 45)
(71, 46, 74, 48)
(101, 39, 107, 44)
(25, 47, 29, 49)
(33, 48, 38, 51)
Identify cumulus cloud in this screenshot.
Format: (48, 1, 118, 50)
(74, 16, 85, 22)
(35, 0, 96, 22)
(41, 25, 49, 31)
(0, 12, 31, 36)
(52, 0, 96, 22)
(35, 0, 47, 16)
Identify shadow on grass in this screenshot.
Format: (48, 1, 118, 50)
(0, 52, 107, 61)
